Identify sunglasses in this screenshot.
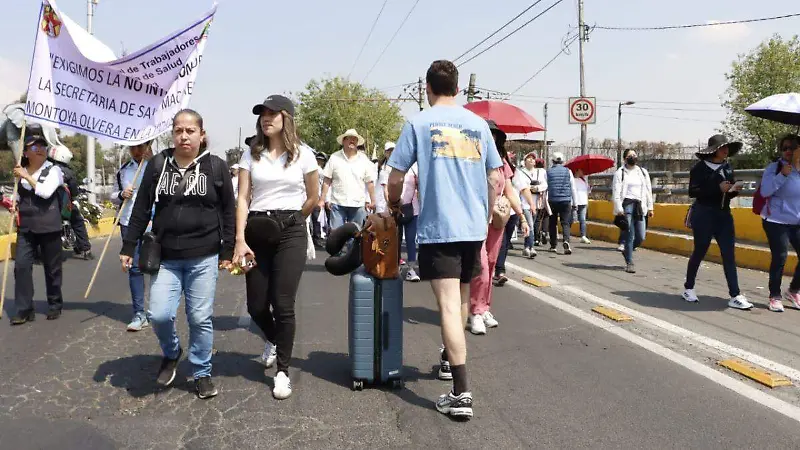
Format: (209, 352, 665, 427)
(25, 142, 46, 151)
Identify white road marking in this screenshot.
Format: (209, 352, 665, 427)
(507, 278, 800, 423)
(507, 262, 800, 384)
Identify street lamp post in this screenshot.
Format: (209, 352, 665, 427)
(617, 101, 635, 167)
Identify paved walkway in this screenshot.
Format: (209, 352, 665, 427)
(0, 238, 800, 449)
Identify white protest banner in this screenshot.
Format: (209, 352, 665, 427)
(25, 0, 217, 145)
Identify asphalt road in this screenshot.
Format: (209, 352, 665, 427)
(0, 238, 799, 449)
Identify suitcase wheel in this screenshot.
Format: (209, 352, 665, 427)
(391, 379, 404, 390)
(352, 380, 364, 391)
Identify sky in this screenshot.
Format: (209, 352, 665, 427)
(1, 0, 798, 156)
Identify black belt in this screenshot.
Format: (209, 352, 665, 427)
(249, 210, 300, 218)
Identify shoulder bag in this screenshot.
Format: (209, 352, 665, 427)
(138, 168, 191, 274)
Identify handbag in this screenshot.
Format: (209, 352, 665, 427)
(491, 196, 511, 230)
(397, 202, 415, 225)
(139, 173, 191, 274)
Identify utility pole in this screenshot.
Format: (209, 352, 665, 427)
(417, 77, 424, 111)
(543, 103, 549, 162)
(577, 0, 587, 156)
(466, 73, 477, 103)
(617, 101, 635, 167)
(85, 0, 99, 202)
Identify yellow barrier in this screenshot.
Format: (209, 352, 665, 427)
(0, 218, 118, 261)
(574, 201, 794, 275)
(584, 200, 766, 245)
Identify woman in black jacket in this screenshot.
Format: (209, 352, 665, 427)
(10, 129, 66, 324)
(682, 134, 752, 310)
(119, 109, 236, 399)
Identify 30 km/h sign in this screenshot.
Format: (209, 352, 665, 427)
(569, 97, 596, 124)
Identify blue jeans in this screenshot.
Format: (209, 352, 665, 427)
(120, 225, 145, 317)
(684, 204, 740, 297)
(329, 204, 367, 229)
(623, 202, 647, 264)
(400, 215, 418, 263)
(149, 254, 218, 379)
(763, 220, 800, 298)
(576, 205, 588, 238)
(496, 215, 519, 275)
(523, 209, 536, 248)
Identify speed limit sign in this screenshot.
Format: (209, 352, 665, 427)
(569, 97, 596, 124)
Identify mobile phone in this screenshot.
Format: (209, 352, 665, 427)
(733, 180, 744, 188)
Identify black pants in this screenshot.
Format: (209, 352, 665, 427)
(495, 215, 519, 276)
(548, 201, 572, 247)
(762, 220, 800, 298)
(245, 219, 308, 373)
(684, 204, 740, 297)
(70, 209, 90, 252)
(15, 231, 63, 314)
(311, 206, 322, 240)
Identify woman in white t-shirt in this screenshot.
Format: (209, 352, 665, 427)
(234, 95, 319, 400)
(611, 149, 653, 274)
(572, 168, 591, 244)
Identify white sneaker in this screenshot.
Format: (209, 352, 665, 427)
(482, 311, 498, 328)
(522, 248, 531, 258)
(769, 297, 785, 312)
(682, 289, 699, 303)
(728, 295, 753, 310)
(261, 341, 277, 368)
(529, 248, 537, 258)
(469, 314, 486, 335)
(617, 244, 625, 252)
(405, 267, 421, 282)
(581, 236, 591, 244)
(272, 371, 292, 399)
(436, 391, 473, 419)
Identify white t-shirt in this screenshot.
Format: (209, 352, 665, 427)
(511, 170, 531, 211)
(322, 149, 376, 207)
(239, 145, 318, 211)
(401, 163, 420, 216)
(622, 166, 646, 201)
(573, 177, 589, 206)
(376, 167, 390, 213)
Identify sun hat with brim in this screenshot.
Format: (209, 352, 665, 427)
(252, 94, 295, 117)
(696, 134, 743, 159)
(337, 129, 365, 147)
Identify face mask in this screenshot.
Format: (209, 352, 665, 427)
(626, 156, 637, 165)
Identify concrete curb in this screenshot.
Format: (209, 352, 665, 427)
(0, 217, 118, 261)
(569, 220, 794, 276)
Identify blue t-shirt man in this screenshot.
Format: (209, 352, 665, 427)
(388, 105, 503, 245)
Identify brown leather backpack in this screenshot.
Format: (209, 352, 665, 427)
(361, 212, 400, 279)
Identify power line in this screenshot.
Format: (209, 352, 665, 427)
(625, 112, 722, 123)
(361, 0, 423, 83)
(481, 90, 722, 106)
(502, 34, 579, 100)
(456, 0, 567, 67)
(452, 0, 545, 63)
(347, 0, 390, 79)
(596, 12, 800, 31)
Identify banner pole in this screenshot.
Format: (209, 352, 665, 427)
(0, 120, 28, 318)
(84, 160, 145, 299)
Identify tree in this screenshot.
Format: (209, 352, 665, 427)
(295, 77, 405, 156)
(723, 35, 800, 168)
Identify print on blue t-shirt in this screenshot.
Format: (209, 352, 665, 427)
(388, 104, 503, 244)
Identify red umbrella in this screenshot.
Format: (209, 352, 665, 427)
(463, 101, 545, 134)
(565, 154, 614, 176)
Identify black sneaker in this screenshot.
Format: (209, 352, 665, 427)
(195, 376, 218, 399)
(46, 309, 62, 320)
(75, 250, 94, 260)
(494, 273, 508, 287)
(156, 348, 182, 387)
(563, 242, 572, 255)
(10, 310, 35, 325)
(436, 391, 473, 419)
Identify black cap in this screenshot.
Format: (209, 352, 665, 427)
(315, 152, 327, 161)
(244, 135, 256, 147)
(24, 125, 47, 147)
(252, 95, 295, 116)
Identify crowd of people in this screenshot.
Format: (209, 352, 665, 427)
(7, 58, 800, 421)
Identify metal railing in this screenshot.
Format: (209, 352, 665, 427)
(589, 169, 764, 198)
